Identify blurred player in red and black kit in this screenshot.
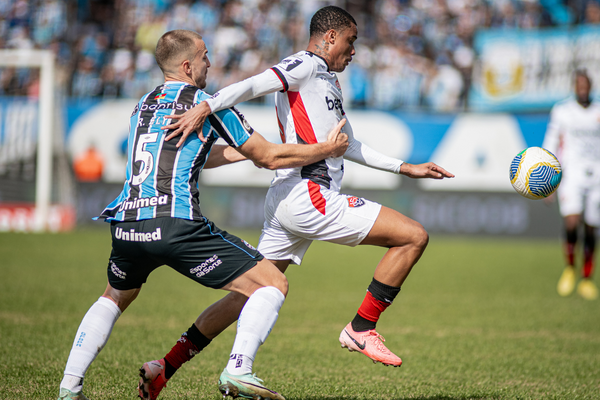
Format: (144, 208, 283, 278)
(137, 6, 453, 400)
(543, 69, 600, 300)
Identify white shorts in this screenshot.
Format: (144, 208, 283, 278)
(258, 180, 382, 265)
(557, 163, 600, 226)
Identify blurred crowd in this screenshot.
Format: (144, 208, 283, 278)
(1, 0, 600, 111)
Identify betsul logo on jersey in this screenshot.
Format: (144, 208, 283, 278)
(347, 196, 365, 208)
(326, 96, 345, 115)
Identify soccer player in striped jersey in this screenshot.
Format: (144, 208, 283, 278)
(543, 70, 600, 300)
(57, 29, 348, 400)
(139, 6, 453, 397)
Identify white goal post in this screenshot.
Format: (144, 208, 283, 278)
(0, 49, 55, 231)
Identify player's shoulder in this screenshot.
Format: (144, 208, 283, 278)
(281, 51, 312, 63)
(589, 99, 600, 111)
(276, 51, 318, 72)
(551, 97, 578, 113)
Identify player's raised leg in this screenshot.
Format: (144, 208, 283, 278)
(58, 285, 140, 400)
(339, 206, 428, 367)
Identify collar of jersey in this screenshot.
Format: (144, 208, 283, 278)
(305, 51, 330, 72)
(163, 80, 196, 87)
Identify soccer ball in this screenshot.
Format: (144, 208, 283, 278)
(509, 147, 562, 200)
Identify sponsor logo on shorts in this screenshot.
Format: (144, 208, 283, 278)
(190, 254, 222, 278)
(242, 239, 256, 251)
(347, 196, 365, 208)
(114, 227, 162, 242)
(110, 260, 127, 279)
(118, 195, 168, 212)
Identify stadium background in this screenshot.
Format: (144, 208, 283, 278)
(0, 0, 599, 236)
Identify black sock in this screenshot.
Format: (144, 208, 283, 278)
(351, 313, 376, 332)
(367, 278, 401, 304)
(164, 359, 177, 380)
(185, 323, 212, 350)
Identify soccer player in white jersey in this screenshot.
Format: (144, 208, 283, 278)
(138, 7, 454, 399)
(56, 30, 349, 400)
(543, 70, 600, 300)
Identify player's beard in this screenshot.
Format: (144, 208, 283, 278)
(194, 69, 207, 89)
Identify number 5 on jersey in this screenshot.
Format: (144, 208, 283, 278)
(132, 132, 160, 186)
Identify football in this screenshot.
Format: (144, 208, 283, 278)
(509, 147, 562, 200)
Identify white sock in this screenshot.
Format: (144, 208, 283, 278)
(226, 286, 285, 375)
(61, 296, 122, 389)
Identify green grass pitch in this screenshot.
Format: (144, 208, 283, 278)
(1, 228, 599, 399)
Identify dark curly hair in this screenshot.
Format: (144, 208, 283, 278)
(309, 6, 356, 38)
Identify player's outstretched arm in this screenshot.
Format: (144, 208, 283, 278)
(236, 119, 348, 170)
(203, 145, 248, 169)
(163, 69, 285, 147)
(399, 162, 454, 179)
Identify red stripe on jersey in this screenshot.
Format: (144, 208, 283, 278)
(307, 180, 326, 215)
(270, 67, 288, 91)
(288, 91, 318, 144)
(275, 105, 285, 143)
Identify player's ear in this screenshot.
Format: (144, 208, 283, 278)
(326, 29, 336, 44)
(182, 59, 192, 74)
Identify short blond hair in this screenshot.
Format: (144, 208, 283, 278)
(155, 30, 203, 73)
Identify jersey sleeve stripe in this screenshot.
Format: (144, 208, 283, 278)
(207, 115, 235, 146)
(271, 67, 289, 92)
(287, 91, 318, 144)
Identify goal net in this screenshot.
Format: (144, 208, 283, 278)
(0, 49, 75, 232)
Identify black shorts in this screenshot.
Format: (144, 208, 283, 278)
(107, 217, 263, 290)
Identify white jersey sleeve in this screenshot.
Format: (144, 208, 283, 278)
(204, 54, 315, 113)
(205, 69, 284, 112)
(343, 119, 404, 174)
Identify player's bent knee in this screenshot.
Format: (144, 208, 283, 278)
(270, 273, 289, 297)
(412, 223, 429, 252)
(255, 259, 289, 296)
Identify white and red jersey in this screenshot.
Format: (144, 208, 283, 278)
(543, 98, 600, 169)
(270, 51, 347, 191)
(543, 98, 600, 223)
(205, 51, 403, 193)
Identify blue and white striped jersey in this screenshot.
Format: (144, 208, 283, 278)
(99, 81, 254, 222)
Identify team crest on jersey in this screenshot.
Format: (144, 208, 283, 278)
(233, 107, 254, 133)
(347, 196, 365, 208)
(335, 79, 341, 90)
(242, 239, 257, 250)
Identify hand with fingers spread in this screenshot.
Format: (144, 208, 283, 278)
(163, 101, 212, 147)
(399, 162, 455, 179)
